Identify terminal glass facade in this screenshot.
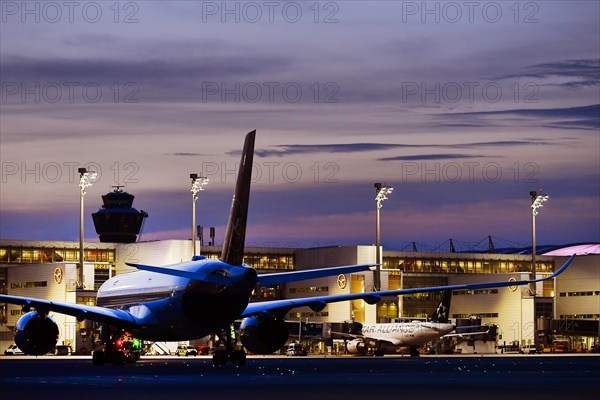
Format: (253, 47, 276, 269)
(0, 245, 115, 264)
(383, 255, 553, 274)
(94, 264, 111, 290)
(202, 252, 295, 271)
(399, 276, 448, 319)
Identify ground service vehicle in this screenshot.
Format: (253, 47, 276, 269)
(520, 344, 539, 354)
(54, 345, 73, 355)
(177, 345, 198, 356)
(552, 338, 570, 353)
(286, 343, 308, 356)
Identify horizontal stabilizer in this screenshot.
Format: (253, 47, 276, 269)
(127, 263, 230, 286)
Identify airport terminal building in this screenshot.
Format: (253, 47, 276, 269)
(1, 239, 598, 354)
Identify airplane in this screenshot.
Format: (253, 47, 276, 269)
(334, 291, 489, 356)
(0, 130, 575, 366)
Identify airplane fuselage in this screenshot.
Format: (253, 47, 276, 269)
(361, 321, 455, 346)
(95, 258, 252, 340)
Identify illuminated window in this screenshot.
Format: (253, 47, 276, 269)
(10, 281, 47, 289)
(289, 311, 328, 318)
(388, 275, 401, 290)
(77, 296, 96, 306)
(290, 286, 328, 294)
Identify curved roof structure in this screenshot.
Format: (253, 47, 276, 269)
(542, 243, 600, 256)
(465, 242, 600, 256)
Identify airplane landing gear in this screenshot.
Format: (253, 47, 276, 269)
(212, 325, 246, 367)
(409, 346, 420, 357)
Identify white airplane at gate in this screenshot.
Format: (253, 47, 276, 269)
(336, 290, 455, 356)
(0, 130, 575, 366)
(338, 291, 494, 356)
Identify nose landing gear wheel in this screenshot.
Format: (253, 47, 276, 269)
(211, 325, 247, 366)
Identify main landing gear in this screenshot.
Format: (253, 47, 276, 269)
(212, 325, 246, 367)
(409, 346, 420, 357)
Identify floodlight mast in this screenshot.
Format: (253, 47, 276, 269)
(374, 183, 393, 296)
(529, 190, 549, 297)
(78, 168, 96, 288)
(191, 174, 209, 257)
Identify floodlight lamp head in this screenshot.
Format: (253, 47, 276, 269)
(78, 170, 96, 193)
(375, 185, 393, 205)
(531, 193, 549, 215)
(191, 176, 209, 197)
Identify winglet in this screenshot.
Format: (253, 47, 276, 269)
(220, 130, 256, 266)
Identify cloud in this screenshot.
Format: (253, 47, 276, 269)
(438, 104, 600, 131)
(248, 140, 554, 158)
(252, 143, 410, 157)
(493, 59, 600, 88)
(0, 54, 294, 103)
(171, 152, 205, 156)
(377, 154, 491, 161)
(542, 120, 600, 131)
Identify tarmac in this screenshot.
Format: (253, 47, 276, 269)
(1, 354, 598, 400)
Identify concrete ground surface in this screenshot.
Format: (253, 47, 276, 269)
(1, 354, 598, 400)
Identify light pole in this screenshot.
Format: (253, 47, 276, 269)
(374, 183, 393, 292)
(529, 190, 549, 297)
(190, 174, 209, 258)
(78, 168, 96, 289)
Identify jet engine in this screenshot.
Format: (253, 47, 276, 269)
(239, 315, 289, 354)
(346, 339, 367, 354)
(14, 311, 59, 355)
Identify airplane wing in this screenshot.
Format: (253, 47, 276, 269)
(257, 264, 375, 285)
(240, 254, 574, 318)
(0, 255, 574, 328)
(330, 331, 362, 340)
(127, 262, 375, 286)
(443, 330, 490, 338)
(0, 294, 140, 328)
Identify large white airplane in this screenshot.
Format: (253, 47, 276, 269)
(0, 130, 575, 366)
(335, 290, 488, 356)
(337, 290, 455, 356)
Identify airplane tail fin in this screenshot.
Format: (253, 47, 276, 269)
(431, 290, 452, 323)
(220, 130, 256, 266)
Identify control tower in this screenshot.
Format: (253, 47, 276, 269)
(92, 186, 148, 243)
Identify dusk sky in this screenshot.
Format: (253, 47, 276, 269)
(1, 1, 599, 251)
